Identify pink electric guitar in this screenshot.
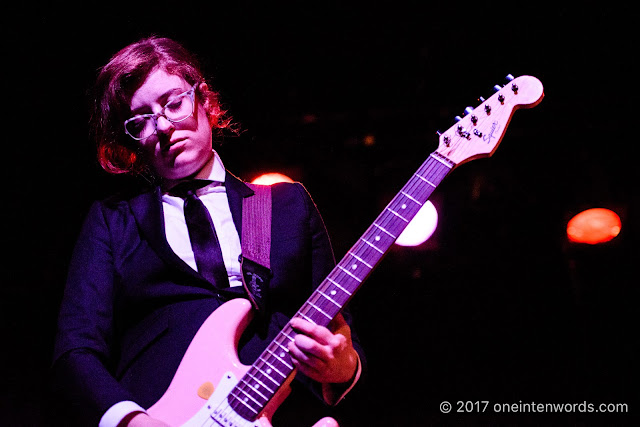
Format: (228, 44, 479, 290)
(147, 75, 544, 426)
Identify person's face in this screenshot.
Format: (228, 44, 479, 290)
(129, 68, 214, 181)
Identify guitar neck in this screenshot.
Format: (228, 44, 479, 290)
(299, 151, 455, 324)
(226, 151, 455, 421)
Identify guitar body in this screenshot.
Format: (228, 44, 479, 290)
(147, 298, 338, 427)
(147, 298, 253, 425)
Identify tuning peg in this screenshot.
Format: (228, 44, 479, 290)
(493, 85, 502, 92)
(505, 74, 515, 81)
(479, 96, 486, 102)
(455, 115, 463, 122)
(436, 131, 451, 146)
(464, 106, 474, 115)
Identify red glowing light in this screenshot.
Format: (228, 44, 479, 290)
(251, 173, 295, 185)
(567, 208, 621, 244)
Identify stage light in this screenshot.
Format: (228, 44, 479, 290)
(395, 200, 438, 247)
(567, 208, 621, 244)
(251, 173, 295, 185)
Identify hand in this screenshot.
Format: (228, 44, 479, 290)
(287, 314, 358, 385)
(124, 412, 171, 427)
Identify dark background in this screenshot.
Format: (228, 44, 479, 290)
(3, 2, 636, 425)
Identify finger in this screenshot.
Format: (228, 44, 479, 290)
(289, 333, 329, 361)
(288, 340, 326, 378)
(290, 318, 333, 345)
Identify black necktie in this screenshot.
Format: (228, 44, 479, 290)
(170, 180, 230, 289)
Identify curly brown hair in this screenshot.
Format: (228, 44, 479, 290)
(91, 36, 233, 176)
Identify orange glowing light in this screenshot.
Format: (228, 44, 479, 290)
(566, 208, 621, 244)
(251, 173, 295, 185)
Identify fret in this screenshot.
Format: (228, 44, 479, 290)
(358, 236, 385, 254)
(326, 277, 353, 295)
(347, 251, 373, 269)
(273, 340, 291, 354)
(337, 265, 363, 283)
(307, 293, 342, 316)
(373, 223, 397, 239)
(229, 394, 259, 416)
(317, 289, 342, 308)
(265, 348, 293, 370)
(247, 367, 279, 388)
(232, 385, 265, 408)
(262, 346, 291, 370)
(385, 207, 410, 223)
(318, 280, 351, 302)
(257, 357, 287, 380)
(305, 300, 333, 320)
(413, 172, 437, 188)
(392, 192, 423, 210)
(273, 335, 292, 349)
(384, 202, 421, 233)
(296, 312, 314, 323)
(400, 190, 423, 206)
(237, 375, 271, 400)
(337, 263, 369, 284)
(245, 371, 275, 394)
(243, 382, 269, 402)
(349, 238, 384, 262)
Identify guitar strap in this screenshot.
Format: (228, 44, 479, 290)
(240, 183, 272, 315)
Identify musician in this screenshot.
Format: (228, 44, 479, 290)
(52, 36, 363, 426)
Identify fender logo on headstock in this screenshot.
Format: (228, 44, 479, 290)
(483, 121, 500, 144)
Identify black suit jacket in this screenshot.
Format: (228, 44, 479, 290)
(52, 173, 362, 425)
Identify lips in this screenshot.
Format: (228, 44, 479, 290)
(162, 138, 187, 153)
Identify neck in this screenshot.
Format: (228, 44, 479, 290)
(161, 150, 220, 190)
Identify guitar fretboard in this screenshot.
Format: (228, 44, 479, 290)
(227, 151, 455, 421)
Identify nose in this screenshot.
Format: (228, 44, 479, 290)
(156, 115, 175, 134)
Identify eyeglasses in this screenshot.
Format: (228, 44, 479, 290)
(124, 83, 197, 141)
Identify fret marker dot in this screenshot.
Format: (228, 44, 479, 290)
(401, 204, 407, 209)
(375, 236, 381, 241)
(266, 368, 272, 374)
(280, 352, 285, 357)
(352, 264, 357, 270)
(330, 290, 337, 295)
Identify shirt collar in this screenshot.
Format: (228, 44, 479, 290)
(196, 150, 226, 183)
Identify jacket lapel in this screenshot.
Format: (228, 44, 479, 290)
(129, 187, 204, 282)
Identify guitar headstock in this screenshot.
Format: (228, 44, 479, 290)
(436, 75, 544, 165)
